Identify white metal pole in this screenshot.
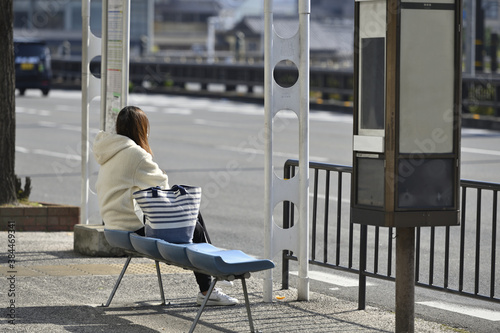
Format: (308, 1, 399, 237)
(147, 0, 154, 55)
(100, 0, 108, 130)
(207, 17, 216, 64)
(297, 0, 310, 301)
(121, 0, 130, 108)
(81, 0, 90, 225)
(263, 0, 274, 303)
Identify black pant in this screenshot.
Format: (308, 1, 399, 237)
(136, 213, 212, 293)
(192, 214, 212, 292)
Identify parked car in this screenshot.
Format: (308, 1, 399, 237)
(14, 38, 52, 96)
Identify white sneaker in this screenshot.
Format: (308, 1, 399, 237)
(196, 288, 239, 306)
(217, 280, 234, 287)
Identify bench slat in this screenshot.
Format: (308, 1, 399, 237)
(130, 233, 162, 258)
(104, 229, 135, 251)
(186, 244, 275, 277)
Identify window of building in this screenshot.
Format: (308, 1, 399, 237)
(31, 7, 64, 30)
(14, 12, 29, 29)
(485, 1, 499, 20)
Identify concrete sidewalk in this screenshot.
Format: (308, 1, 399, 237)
(0, 232, 454, 332)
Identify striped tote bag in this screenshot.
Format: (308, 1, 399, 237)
(132, 185, 202, 243)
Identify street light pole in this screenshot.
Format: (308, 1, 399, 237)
(465, 0, 476, 75)
(475, 0, 484, 73)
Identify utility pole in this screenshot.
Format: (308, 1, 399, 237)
(465, 0, 476, 75)
(476, 0, 484, 72)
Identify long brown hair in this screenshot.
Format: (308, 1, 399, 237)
(116, 106, 153, 155)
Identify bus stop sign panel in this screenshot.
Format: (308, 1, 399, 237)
(352, 0, 462, 227)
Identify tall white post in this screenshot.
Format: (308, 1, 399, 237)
(263, 0, 274, 303)
(263, 0, 310, 302)
(121, 0, 130, 108)
(100, 0, 108, 130)
(81, 0, 129, 224)
(297, 0, 310, 301)
(81, 0, 101, 225)
(81, 0, 90, 225)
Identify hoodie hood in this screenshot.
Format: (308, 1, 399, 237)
(93, 131, 136, 165)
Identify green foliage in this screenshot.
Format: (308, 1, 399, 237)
(15, 176, 31, 201)
(466, 82, 497, 116)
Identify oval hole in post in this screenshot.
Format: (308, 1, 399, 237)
(273, 60, 299, 88)
(89, 0, 103, 37)
(273, 109, 299, 180)
(273, 9, 299, 39)
(273, 200, 299, 229)
(90, 56, 101, 79)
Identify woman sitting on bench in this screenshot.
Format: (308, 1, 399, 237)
(93, 105, 238, 306)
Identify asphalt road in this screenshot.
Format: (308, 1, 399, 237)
(14, 89, 500, 332)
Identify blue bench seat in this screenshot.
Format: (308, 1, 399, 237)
(186, 244, 275, 277)
(130, 233, 162, 258)
(103, 229, 135, 251)
(103, 229, 274, 333)
(157, 239, 201, 268)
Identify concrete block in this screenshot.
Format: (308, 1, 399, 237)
(74, 224, 128, 257)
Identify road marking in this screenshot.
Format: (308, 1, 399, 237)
(462, 147, 500, 157)
(54, 105, 80, 112)
(33, 149, 81, 161)
(16, 107, 51, 116)
(417, 301, 500, 321)
(162, 108, 192, 115)
(37, 121, 99, 134)
(16, 146, 81, 161)
(38, 120, 57, 127)
(194, 119, 237, 127)
(15, 146, 29, 154)
(290, 270, 375, 287)
(311, 111, 353, 123)
(217, 145, 329, 162)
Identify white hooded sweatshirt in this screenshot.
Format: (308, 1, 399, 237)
(93, 131, 169, 231)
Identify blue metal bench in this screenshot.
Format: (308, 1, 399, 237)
(103, 229, 275, 333)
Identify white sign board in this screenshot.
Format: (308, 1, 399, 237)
(105, 0, 128, 132)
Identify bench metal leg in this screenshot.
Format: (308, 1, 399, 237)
(154, 260, 166, 305)
(102, 256, 132, 307)
(189, 278, 217, 333)
(241, 278, 256, 333)
(189, 277, 257, 333)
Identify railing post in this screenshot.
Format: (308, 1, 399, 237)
(282, 162, 292, 290)
(491, 190, 497, 298)
(358, 224, 367, 310)
(459, 186, 467, 292)
(475, 188, 482, 295)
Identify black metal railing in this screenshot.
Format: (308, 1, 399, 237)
(281, 161, 357, 289)
(282, 159, 499, 308)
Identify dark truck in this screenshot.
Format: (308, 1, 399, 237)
(14, 39, 52, 96)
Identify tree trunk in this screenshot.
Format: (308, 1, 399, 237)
(0, 0, 18, 206)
